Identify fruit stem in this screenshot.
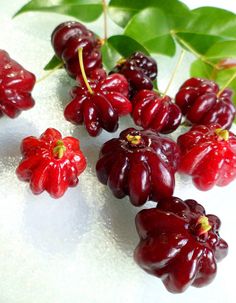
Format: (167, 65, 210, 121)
(217, 70, 236, 97)
(53, 140, 66, 159)
(78, 48, 94, 95)
(163, 49, 185, 96)
(36, 62, 63, 83)
(195, 216, 212, 237)
(172, 31, 219, 70)
(102, 0, 108, 41)
(215, 128, 229, 141)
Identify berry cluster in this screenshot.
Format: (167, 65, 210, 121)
(1, 18, 235, 294)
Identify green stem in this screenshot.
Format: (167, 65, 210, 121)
(163, 49, 185, 96)
(171, 31, 219, 70)
(78, 48, 94, 94)
(217, 70, 236, 97)
(36, 63, 63, 83)
(102, 0, 108, 41)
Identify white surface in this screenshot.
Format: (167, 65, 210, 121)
(0, 1, 235, 302)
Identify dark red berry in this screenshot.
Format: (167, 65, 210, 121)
(134, 196, 228, 293)
(177, 123, 236, 190)
(0, 50, 36, 118)
(132, 90, 182, 134)
(112, 52, 158, 98)
(96, 128, 180, 206)
(16, 128, 86, 198)
(51, 21, 102, 78)
(64, 68, 132, 136)
(175, 77, 236, 129)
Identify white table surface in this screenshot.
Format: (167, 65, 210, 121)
(0, 1, 235, 302)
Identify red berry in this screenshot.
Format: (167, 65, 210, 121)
(16, 128, 86, 198)
(51, 21, 102, 78)
(112, 52, 158, 98)
(64, 69, 132, 136)
(134, 196, 228, 293)
(132, 90, 182, 134)
(177, 124, 236, 190)
(175, 77, 236, 129)
(0, 50, 36, 118)
(96, 128, 180, 206)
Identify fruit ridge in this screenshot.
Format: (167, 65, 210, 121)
(175, 77, 236, 129)
(64, 66, 132, 136)
(177, 123, 236, 190)
(0, 49, 36, 118)
(132, 89, 182, 134)
(16, 128, 86, 198)
(96, 127, 180, 206)
(51, 21, 102, 78)
(134, 196, 228, 293)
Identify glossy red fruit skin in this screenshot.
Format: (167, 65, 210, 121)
(96, 128, 180, 206)
(0, 50, 36, 118)
(112, 52, 158, 98)
(175, 77, 236, 129)
(177, 123, 236, 190)
(64, 69, 132, 136)
(134, 196, 228, 293)
(132, 90, 182, 134)
(51, 21, 102, 78)
(16, 128, 86, 198)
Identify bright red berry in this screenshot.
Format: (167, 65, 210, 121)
(96, 128, 180, 206)
(177, 124, 236, 190)
(51, 21, 102, 78)
(132, 90, 182, 134)
(16, 128, 86, 198)
(0, 50, 36, 118)
(64, 66, 132, 136)
(112, 52, 158, 98)
(175, 77, 236, 129)
(134, 196, 228, 293)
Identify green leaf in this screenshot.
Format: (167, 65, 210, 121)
(124, 7, 175, 56)
(44, 55, 63, 71)
(175, 33, 226, 55)
(216, 68, 236, 106)
(205, 40, 236, 59)
(101, 42, 120, 71)
(108, 35, 149, 57)
(185, 7, 236, 39)
(101, 35, 149, 71)
(14, 0, 103, 22)
(108, 0, 190, 28)
(190, 59, 213, 79)
(144, 35, 176, 56)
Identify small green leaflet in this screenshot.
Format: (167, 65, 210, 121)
(14, 0, 103, 22)
(44, 55, 63, 71)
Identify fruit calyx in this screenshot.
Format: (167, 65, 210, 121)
(215, 128, 229, 141)
(78, 47, 94, 94)
(195, 215, 212, 238)
(53, 140, 67, 159)
(125, 133, 146, 148)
